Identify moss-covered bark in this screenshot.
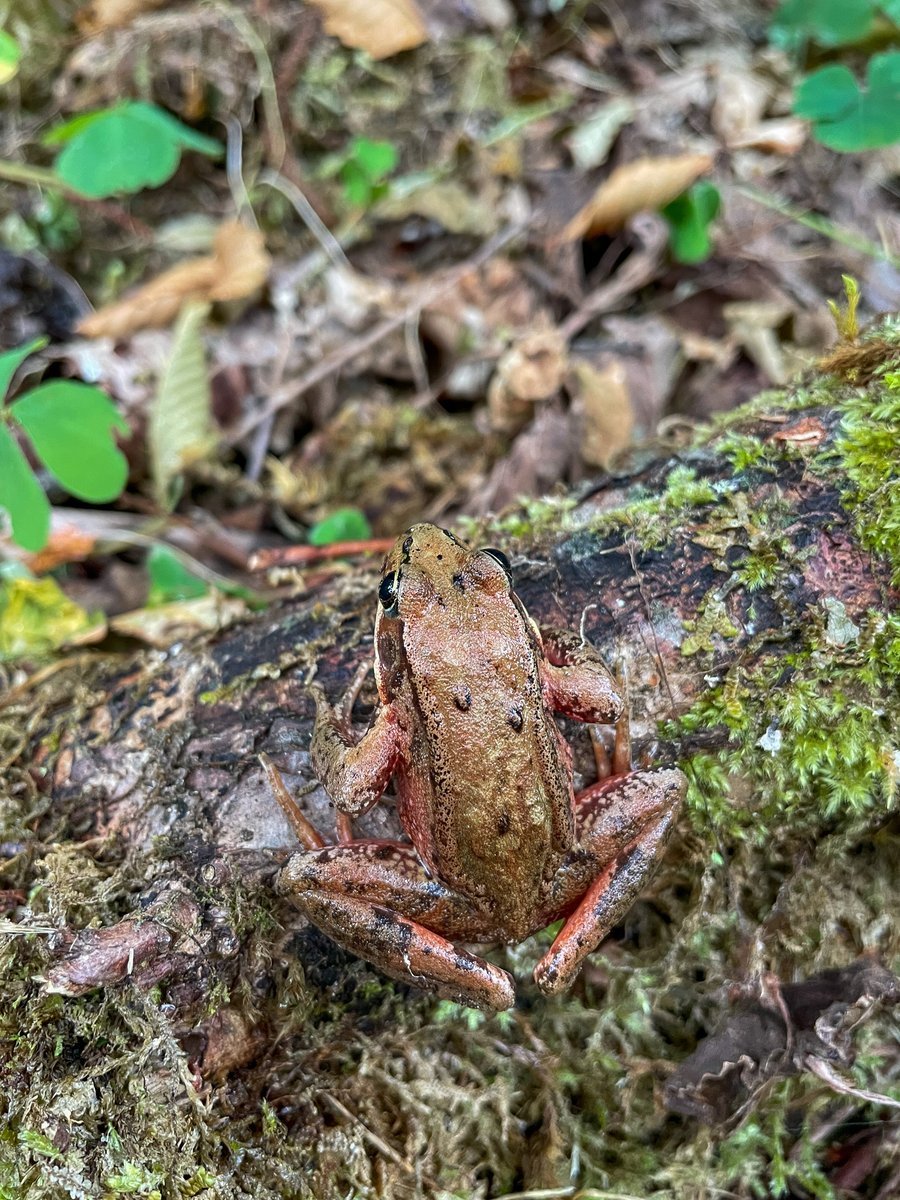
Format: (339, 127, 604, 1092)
(2, 324, 900, 1199)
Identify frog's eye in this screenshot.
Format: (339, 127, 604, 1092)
(378, 571, 399, 615)
(482, 547, 512, 583)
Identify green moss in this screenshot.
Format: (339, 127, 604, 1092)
(674, 610, 900, 846)
(681, 588, 740, 656)
(837, 366, 900, 584)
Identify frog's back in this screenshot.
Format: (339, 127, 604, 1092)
(394, 606, 572, 937)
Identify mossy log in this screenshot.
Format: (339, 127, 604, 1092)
(2, 338, 900, 1199)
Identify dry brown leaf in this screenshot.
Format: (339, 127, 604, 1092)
(487, 328, 568, 433)
(559, 153, 714, 242)
(76, 0, 171, 33)
(570, 356, 634, 469)
(308, 0, 427, 59)
(77, 221, 270, 339)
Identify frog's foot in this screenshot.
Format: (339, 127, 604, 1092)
(278, 842, 516, 1013)
(534, 766, 686, 996)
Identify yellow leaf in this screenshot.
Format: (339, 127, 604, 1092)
(559, 153, 713, 242)
(0, 578, 103, 660)
(308, 0, 427, 59)
(77, 221, 270, 339)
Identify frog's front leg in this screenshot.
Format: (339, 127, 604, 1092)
(278, 843, 516, 1012)
(540, 628, 623, 724)
(534, 767, 686, 995)
(309, 680, 410, 819)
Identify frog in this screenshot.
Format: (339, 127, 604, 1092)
(270, 523, 686, 1012)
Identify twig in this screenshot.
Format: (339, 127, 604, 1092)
(210, 0, 286, 168)
(225, 221, 528, 445)
(559, 214, 667, 342)
(734, 183, 900, 269)
(258, 168, 349, 270)
(250, 538, 395, 571)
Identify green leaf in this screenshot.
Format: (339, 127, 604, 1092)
(125, 101, 221, 156)
(0, 337, 47, 402)
(146, 546, 208, 605)
(350, 138, 398, 182)
(0, 423, 50, 551)
(794, 64, 859, 122)
(0, 29, 22, 86)
(308, 507, 373, 546)
(771, 0, 875, 48)
(11, 381, 129, 502)
(52, 103, 221, 198)
(794, 53, 900, 150)
(149, 301, 214, 509)
(56, 110, 178, 197)
(661, 181, 721, 264)
(42, 108, 110, 147)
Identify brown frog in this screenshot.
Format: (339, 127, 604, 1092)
(271, 524, 686, 1011)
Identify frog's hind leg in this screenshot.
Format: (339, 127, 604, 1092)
(278, 842, 516, 1012)
(534, 765, 686, 997)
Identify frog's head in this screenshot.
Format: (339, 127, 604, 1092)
(377, 523, 513, 622)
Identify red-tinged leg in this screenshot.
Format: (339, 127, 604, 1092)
(539, 628, 623, 725)
(278, 841, 515, 1012)
(260, 752, 325, 850)
(309, 680, 410, 819)
(534, 767, 686, 996)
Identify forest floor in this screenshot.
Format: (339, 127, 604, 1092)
(2, 1, 900, 1198)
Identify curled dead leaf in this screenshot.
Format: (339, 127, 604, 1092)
(77, 221, 270, 339)
(559, 153, 714, 242)
(570, 356, 634, 469)
(768, 417, 827, 449)
(487, 328, 568, 433)
(308, 0, 427, 60)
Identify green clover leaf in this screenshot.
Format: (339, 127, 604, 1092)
(794, 52, 900, 151)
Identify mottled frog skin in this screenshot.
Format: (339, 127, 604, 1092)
(275, 524, 686, 1011)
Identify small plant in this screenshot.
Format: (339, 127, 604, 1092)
(661, 181, 721, 264)
(0, 339, 128, 551)
(309, 506, 373, 545)
(793, 52, 900, 150)
(44, 101, 221, 198)
(337, 137, 398, 207)
(772, 0, 900, 152)
(771, 0, 898, 49)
